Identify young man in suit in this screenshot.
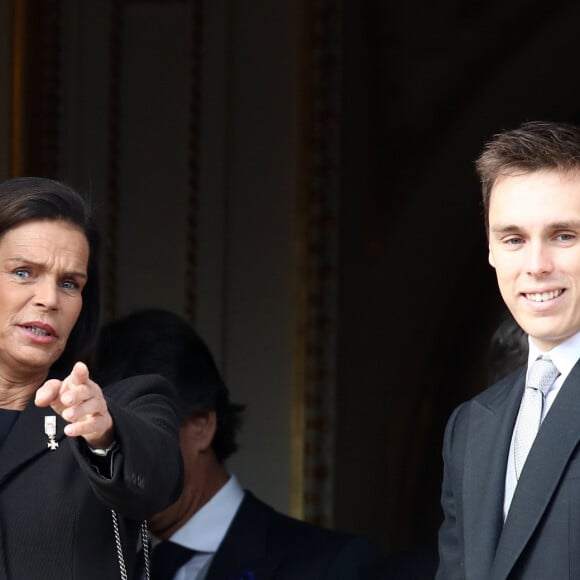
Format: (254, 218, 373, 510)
(437, 120, 580, 579)
(97, 308, 382, 580)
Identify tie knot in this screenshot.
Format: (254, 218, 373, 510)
(150, 541, 196, 580)
(527, 356, 560, 395)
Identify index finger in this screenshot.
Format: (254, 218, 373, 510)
(67, 361, 90, 388)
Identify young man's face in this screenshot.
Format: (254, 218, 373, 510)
(488, 169, 580, 352)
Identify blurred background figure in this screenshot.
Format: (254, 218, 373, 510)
(487, 312, 528, 384)
(96, 308, 383, 580)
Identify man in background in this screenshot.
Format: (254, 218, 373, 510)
(97, 308, 382, 580)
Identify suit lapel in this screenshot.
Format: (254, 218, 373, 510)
(492, 360, 580, 579)
(206, 493, 278, 580)
(0, 398, 67, 485)
(463, 370, 525, 580)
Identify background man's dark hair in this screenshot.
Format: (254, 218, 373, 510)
(96, 308, 244, 462)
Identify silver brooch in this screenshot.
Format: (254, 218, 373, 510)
(44, 415, 59, 450)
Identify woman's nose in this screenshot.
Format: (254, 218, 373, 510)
(33, 279, 59, 310)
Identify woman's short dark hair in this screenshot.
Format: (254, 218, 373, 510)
(0, 177, 100, 376)
(96, 308, 244, 462)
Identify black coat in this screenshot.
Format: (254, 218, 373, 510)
(0, 374, 183, 579)
(437, 360, 580, 579)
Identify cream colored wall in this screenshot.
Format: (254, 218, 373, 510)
(222, 0, 299, 514)
(57, 0, 299, 515)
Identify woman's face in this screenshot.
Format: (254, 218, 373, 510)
(0, 220, 89, 377)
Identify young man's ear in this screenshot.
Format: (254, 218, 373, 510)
(488, 246, 496, 268)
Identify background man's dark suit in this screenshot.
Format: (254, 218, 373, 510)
(437, 362, 580, 579)
(207, 492, 381, 580)
(98, 309, 383, 580)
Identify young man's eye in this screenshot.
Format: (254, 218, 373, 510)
(505, 237, 523, 245)
(556, 233, 575, 242)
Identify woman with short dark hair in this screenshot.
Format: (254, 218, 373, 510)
(0, 177, 182, 579)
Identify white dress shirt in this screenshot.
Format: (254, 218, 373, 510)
(503, 331, 580, 519)
(151, 474, 245, 580)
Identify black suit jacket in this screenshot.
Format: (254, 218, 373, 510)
(0, 374, 183, 579)
(437, 359, 580, 579)
(205, 492, 382, 580)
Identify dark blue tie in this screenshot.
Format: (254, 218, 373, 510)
(150, 541, 196, 580)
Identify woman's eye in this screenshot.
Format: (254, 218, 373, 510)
(13, 269, 30, 279)
(60, 280, 79, 291)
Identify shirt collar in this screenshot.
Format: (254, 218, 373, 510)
(527, 330, 580, 383)
(168, 474, 245, 553)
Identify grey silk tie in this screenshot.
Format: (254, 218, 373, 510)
(513, 356, 560, 479)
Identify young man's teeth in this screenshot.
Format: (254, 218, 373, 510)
(527, 290, 562, 302)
